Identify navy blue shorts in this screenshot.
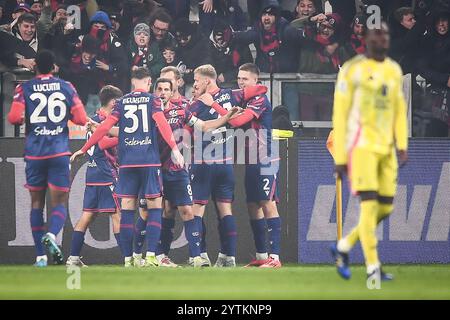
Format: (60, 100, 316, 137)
(83, 185, 118, 213)
(163, 170, 193, 207)
(25, 156, 70, 192)
(115, 166, 163, 199)
(245, 162, 279, 203)
(191, 163, 234, 205)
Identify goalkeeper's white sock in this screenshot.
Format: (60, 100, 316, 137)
(36, 255, 47, 262)
(337, 239, 352, 253)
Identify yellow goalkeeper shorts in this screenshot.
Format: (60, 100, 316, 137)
(348, 147, 398, 197)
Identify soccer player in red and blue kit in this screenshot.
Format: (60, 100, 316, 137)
(71, 67, 184, 267)
(198, 63, 282, 268)
(132, 67, 190, 265)
(7, 50, 88, 267)
(189, 64, 267, 267)
(67, 85, 124, 266)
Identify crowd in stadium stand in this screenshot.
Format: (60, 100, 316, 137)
(0, 0, 449, 135)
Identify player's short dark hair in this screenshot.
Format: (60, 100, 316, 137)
(35, 50, 55, 74)
(154, 78, 173, 91)
(99, 85, 123, 106)
(160, 66, 181, 80)
(18, 12, 37, 25)
(239, 63, 260, 76)
(150, 8, 172, 26)
(394, 7, 414, 23)
(131, 67, 151, 80)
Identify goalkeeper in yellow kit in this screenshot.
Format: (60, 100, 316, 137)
(330, 22, 408, 281)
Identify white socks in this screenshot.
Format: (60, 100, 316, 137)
(337, 239, 352, 253)
(256, 253, 268, 260)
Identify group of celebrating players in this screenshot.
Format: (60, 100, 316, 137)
(8, 21, 409, 283)
(8, 50, 282, 269)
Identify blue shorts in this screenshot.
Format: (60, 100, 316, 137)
(25, 156, 70, 192)
(191, 163, 234, 204)
(115, 166, 163, 199)
(245, 163, 279, 203)
(83, 185, 118, 213)
(163, 170, 193, 207)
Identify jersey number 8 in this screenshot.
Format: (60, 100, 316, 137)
(30, 92, 67, 124)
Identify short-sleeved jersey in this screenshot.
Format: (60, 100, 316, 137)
(85, 112, 119, 185)
(111, 90, 163, 168)
(332, 55, 408, 165)
(187, 88, 246, 163)
(159, 101, 197, 172)
(242, 94, 277, 164)
(15, 75, 83, 159)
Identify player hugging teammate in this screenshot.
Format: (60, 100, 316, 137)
(11, 52, 281, 268)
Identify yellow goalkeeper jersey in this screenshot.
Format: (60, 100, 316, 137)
(332, 54, 408, 165)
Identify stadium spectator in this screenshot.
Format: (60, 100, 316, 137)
(208, 19, 252, 84)
(62, 34, 105, 115)
(284, 0, 322, 24)
(108, 11, 121, 33)
(28, 0, 43, 17)
(389, 7, 427, 75)
(232, 0, 300, 73)
(298, 13, 350, 74)
(344, 13, 367, 57)
(148, 8, 172, 42)
(75, 10, 128, 91)
(129, 22, 164, 80)
(173, 17, 212, 84)
(199, 0, 247, 35)
(416, 10, 450, 137)
(119, 0, 158, 44)
(1, 13, 39, 70)
(161, 41, 180, 67)
(327, 0, 356, 28)
(0, 2, 31, 31)
(41, 4, 78, 68)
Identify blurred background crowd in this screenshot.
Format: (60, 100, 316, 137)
(0, 0, 449, 137)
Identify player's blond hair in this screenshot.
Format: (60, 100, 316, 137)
(161, 66, 182, 80)
(194, 64, 217, 80)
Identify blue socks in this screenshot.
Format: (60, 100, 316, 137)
(146, 208, 162, 253)
(250, 218, 267, 254)
(133, 216, 147, 254)
(194, 216, 206, 253)
(49, 204, 67, 236)
(114, 232, 123, 256)
(218, 217, 227, 254)
(221, 215, 237, 257)
(184, 218, 201, 258)
(157, 217, 175, 255)
(120, 210, 135, 257)
(30, 208, 45, 256)
(70, 231, 85, 256)
(266, 217, 281, 256)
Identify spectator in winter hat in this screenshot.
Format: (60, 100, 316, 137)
(128, 22, 164, 80)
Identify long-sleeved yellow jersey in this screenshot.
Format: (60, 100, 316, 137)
(332, 54, 408, 165)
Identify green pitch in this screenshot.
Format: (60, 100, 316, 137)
(0, 265, 449, 299)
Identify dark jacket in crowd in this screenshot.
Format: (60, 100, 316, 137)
(208, 23, 253, 82)
(174, 21, 213, 84)
(389, 17, 427, 75)
(417, 11, 450, 88)
(232, 0, 302, 73)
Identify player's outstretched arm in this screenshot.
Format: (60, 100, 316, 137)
(98, 136, 119, 150)
(73, 116, 118, 161)
(153, 111, 185, 167)
(195, 107, 242, 132)
(8, 85, 25, 125)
